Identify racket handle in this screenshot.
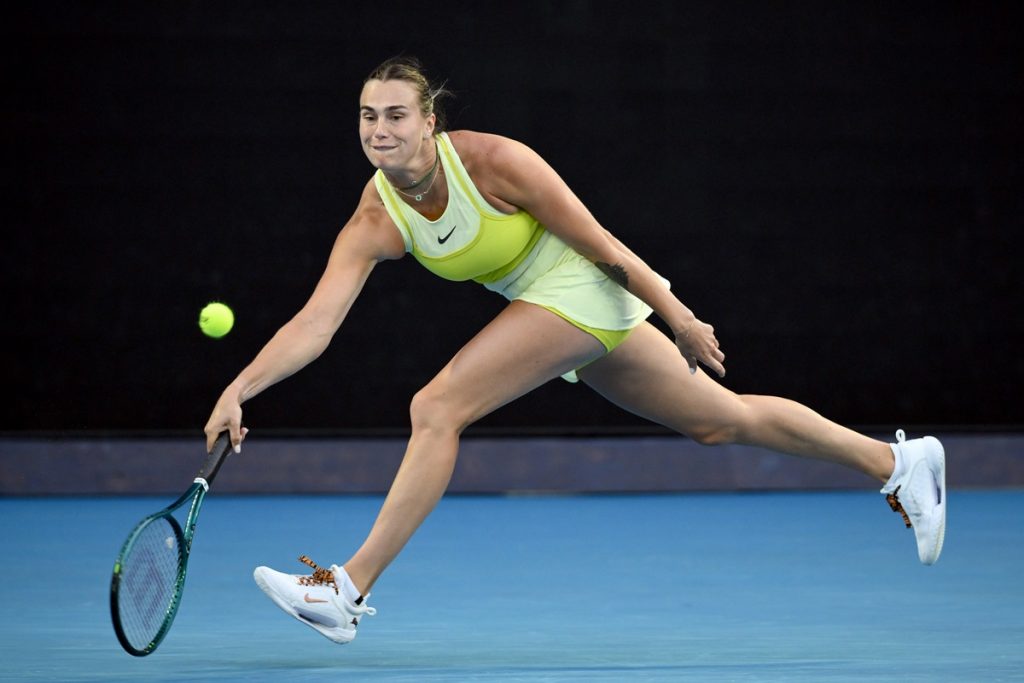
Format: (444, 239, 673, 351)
(197, 431, 233, 486)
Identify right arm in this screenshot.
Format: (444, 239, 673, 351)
(205, 179, 405, 452)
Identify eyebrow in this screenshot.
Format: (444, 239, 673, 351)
(359, 105, 410, 113)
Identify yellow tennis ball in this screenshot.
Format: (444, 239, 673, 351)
(199, 302, 234, 338)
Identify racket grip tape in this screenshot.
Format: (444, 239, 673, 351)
(196, 431, 233, 486)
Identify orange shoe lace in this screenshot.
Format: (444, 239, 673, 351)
(296, 555, 339, 595)
(885, 486, 913, 528)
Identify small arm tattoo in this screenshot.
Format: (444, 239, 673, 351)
(596, 262, 629, 288)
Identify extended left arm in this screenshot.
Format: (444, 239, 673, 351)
(481, 135, 725, 377)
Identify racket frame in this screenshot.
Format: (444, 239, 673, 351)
(110, 433, 232, 656)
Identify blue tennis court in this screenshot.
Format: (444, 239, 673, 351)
(2, 489, 1021, 682)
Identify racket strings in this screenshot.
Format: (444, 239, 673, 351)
(118, 518, 183, 650)
(297, 555, 339, 595)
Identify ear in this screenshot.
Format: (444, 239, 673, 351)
(424, 113, 436, 138)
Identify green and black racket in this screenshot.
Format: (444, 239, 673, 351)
(110, 432, 233, 656)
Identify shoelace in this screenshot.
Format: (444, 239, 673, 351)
(885, 430, 913, 528)
(297, 555, 339, 594)
(886, 485, 913, 528)
(295, 555, 377, 619)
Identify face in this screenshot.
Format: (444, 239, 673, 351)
(359, 79, 436, 171)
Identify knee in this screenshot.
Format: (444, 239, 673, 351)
(687, 423, 739, 447)
(409, 383, 466, 435)
(686, 396, 758, 446)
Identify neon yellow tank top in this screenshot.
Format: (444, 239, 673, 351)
(373, 133, 544, 283)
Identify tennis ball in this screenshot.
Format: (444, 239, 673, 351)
(199, 302, 234, 338)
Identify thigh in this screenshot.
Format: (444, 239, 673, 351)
(578, 322, 748, 435)
(423, 300, 606, 427)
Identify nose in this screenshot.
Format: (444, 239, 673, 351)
(373, 120, 389, 139)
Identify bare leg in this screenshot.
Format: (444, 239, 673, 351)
(343, 301, 605, 593)
(579, 322, 895, 481)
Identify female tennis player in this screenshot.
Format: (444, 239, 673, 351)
(204, 56, 946, 644)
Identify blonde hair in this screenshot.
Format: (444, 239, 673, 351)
(364, 56, 452, 131)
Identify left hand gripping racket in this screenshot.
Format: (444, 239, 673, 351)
(110, 432, 233, 656)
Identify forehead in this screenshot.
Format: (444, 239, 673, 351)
(360, 79, 420, 110)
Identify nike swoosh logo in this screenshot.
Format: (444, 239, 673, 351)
(304, 593, 328, 603)
(438, 225, 457, 244)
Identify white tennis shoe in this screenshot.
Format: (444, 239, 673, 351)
(880, 430, 947, 565)
(253, 555, 375, 644)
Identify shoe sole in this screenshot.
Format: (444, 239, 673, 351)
(921, 436, 946, 565)
(253, 568, 355, 644)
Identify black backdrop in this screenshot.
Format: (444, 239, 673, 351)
(6, 3, 1021, 435)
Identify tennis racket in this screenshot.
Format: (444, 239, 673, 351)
(110, 431, 233, 656)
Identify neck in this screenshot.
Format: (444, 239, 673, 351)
(388, 139, 438, 190)
(387, 139, 443, 203)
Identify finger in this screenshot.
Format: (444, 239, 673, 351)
(229, 423, 244, 453)
(693, 348, 725, 377)
(208, 422, 231, 453)
(688, 356, 698, 375)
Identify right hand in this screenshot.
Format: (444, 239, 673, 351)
(204, 390, 248, 454)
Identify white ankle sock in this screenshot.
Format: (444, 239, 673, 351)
(333, 565, 364, 604)
(887, 442, 906, 485)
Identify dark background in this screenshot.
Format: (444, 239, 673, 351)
(5, 2, 1021, 436)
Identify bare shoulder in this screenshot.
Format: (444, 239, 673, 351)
(446, 130, 548, 211)
(336, 177, 406, 262)
(447, 130, 534, 173)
